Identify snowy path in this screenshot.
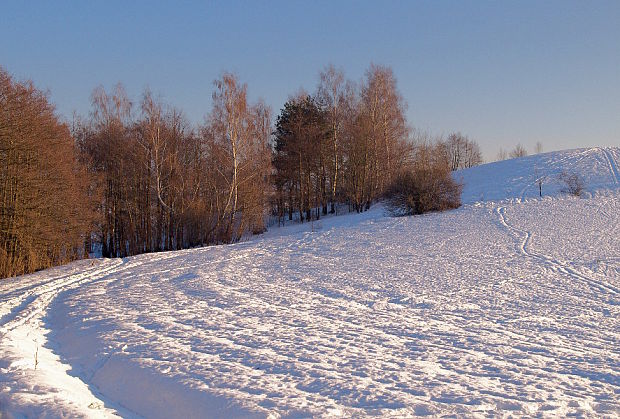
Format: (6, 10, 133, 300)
(0, 259, 127, 416)
(0, 259, 123, 335)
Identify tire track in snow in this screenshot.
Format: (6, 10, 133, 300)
(601, 147, 620, 185)
(496, 206, 619, 296)
(0, 252, 193, 417)
(0, 259, 133, 417)
(517, 148, 606, 201)
(0, 259, 126, 335)
(0, 250, 187, 348)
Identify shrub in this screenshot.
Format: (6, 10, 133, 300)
(385, 167, 462, 216)
(559, 171, 585, 197)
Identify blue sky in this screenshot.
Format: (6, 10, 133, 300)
(2, 0, 619, 160)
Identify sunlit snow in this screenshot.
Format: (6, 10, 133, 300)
(1, 147, 618, 417)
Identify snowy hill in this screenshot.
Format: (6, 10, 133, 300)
(1, 148, 619, 417)
(457, 147, 620, 203)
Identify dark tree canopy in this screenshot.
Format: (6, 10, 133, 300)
(273, 95, 331, 222)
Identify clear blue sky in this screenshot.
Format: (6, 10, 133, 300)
(2, 0, 619, 160)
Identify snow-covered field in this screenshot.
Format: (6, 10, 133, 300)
(1, 147, 619, 418)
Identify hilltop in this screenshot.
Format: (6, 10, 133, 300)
(458, 147, 620, 203)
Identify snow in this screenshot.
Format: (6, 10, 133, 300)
(1, 147, 619, 417)
(457, 146, 620, 203)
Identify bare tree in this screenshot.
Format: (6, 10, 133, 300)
(385, 140, 461, 216)
(442, 132, 483, 170)
(509, 144, 528, 158)
(80, 84, 134, 256)
(141, 90, 173, 214)
(204, 73, 272, 241)
(559, 171, 585, 197)
(534, 141, 543, 154)
(360, 63, 409, 204)
(317, 64, 347, 214)
(0, 67, 94, 277)
(497, 147, 508, 161)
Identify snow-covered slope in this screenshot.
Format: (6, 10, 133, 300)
(1, 148, 619, 417)
(457, 147, 620, 203)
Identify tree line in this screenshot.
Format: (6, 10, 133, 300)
(74, 75, 273, 258)
(1, 64, 481, 278)
(496, 141, 544, 161)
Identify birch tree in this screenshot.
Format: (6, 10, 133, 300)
(317, 64, 347, 213)
(361, 64, 409, 196)
(205, 73, 271, 241)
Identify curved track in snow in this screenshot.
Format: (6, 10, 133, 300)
(497, 205, 619, 296)
(0, 259, 127, 417)
(0, 260, 123, 335)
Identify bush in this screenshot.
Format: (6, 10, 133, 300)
(385, 167, 462, 216)
(559, 171, 585, 197)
